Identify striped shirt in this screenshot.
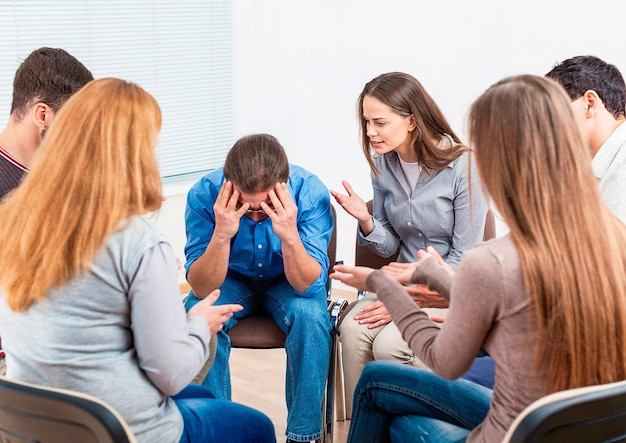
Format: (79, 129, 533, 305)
(0, 147, 29, 200)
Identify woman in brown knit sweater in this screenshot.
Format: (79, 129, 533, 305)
(331, 74, 626, 442)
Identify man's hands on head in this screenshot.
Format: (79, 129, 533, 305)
(264, 182, 300, 244)
(213, 180, 249, 242)
(217, 180, 301, 244)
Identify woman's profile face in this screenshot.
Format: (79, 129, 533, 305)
(362, 95, 415, 160)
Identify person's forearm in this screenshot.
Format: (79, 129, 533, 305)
(187, 237, 231, 297)
(358, 216, 374, 236)
(281, 237, 322, 292)
(411, 256, 453, 300)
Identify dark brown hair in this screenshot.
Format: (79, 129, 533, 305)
(546, 55, 626, 119)
(11, 47, 93, 120)
(224, 133, 290, 192)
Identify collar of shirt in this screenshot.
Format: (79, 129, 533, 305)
(592, 121, 626, 182)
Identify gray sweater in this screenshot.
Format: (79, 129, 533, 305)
(0, 217, 212, 443)
(368, 235, 546, 443)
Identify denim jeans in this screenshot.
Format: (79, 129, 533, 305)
(347, 361, 492, 443)
(173, 384, 275, 442)
(461, 356, 495, 389)
(185, 273, 332, 442)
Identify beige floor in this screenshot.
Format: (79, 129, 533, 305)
(229, 287, 356, 443)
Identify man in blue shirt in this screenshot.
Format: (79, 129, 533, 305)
(184, 133, 333, 443)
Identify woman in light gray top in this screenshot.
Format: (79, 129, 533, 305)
(331, 72, 488, 417)
(0, 78, 275, 443)
(331, 75, 626, 442)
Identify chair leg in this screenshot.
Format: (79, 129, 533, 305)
(322, 331, 336, 442)
(322, 298, 350, 442)
(327, 298, 350, 439)
(334, 339, 347, 422)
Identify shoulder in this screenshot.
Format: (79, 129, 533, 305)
(456, 235, 518, 281)
(101, 217, 170, 270)
(447, 151, 473, 172)
(288, 164, 329, 198)
(187, 168, 224, 202)
(192, 168, 224, 190)
(111, 216, 167, 249)
(374, 152, 398, 169)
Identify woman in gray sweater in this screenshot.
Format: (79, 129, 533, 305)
(331, 75, 626, 442)
(0, 78, 275, 443)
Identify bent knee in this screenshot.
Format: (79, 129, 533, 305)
(339, 315, 373, 345)
(372, 339, 415, 363)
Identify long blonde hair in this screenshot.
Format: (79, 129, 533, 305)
(468, 74, 626, 393)
(0, 78, 163, 311)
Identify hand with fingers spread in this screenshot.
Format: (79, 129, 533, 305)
(354, 299, 392, 329)
(330, 180, 373, 235)
(404, 285, 449, 309)
(212, 180, 249, 242)
(330, 263, 376, 292)
(383, 246, 455, 286)
(188, 289, 243, 336)
(382, 259, 422, 286)
(418, 246, 454, 276)
(330, 265, 392, 328)
(381, 261, 417, 284)
(264, 182, 299, 243)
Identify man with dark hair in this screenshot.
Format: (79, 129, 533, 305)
(0, 47, 93, 375)
(546, 55, 626, 222)
(184, 133, 333, 443)
(0, 47, 94, 199)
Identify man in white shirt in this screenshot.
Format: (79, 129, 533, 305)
(546, 55, 626, 223)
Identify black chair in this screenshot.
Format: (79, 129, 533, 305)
(0, 376, 136, 443)
(502, 380, 626, 443)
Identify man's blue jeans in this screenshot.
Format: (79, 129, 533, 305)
(173, 384, 275, 442)
(185, 274, 332, 442)
(347, 361, 492, 443)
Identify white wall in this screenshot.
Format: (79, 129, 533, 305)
(155, 0, 626, 283)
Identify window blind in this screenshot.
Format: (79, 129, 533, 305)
(0, 0, 233, 182)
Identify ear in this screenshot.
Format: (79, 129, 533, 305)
(407, 114, 417, 131)
(31, 102, 54, 131)
(581, 90, 602, 117)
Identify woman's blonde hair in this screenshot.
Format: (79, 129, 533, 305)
(469, 74, 626, 393)
(0, 78, 163, 311)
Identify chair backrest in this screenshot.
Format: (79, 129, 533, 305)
(355, 200, 496, 269)
(354, 200, 399, 269)
(502, 380, 626, 443)
(0, 376, 136, 443)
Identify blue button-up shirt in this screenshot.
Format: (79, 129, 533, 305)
(184, 164, 334, 296)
